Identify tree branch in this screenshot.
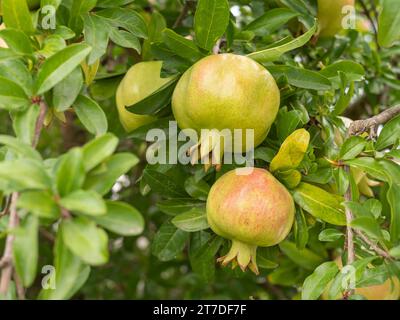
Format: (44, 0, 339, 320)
(354, 229, 393, 260)
(173, 0, 191, 28)
(348, 105, 400, 136)
(32, 101, 48, 148)
(358, 0, 379, 49)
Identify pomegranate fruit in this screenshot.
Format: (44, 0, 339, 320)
(172, 54, 280, 166)
(317, 0, 355, 38)
(116, 61, 173, 132)
(206, 167, 295, 274)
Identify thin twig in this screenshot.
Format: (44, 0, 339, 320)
(358, 0, 379, 49)
(354, 229, 393, 260)
(349, 105, 400, 136)
(13, 271, 25, 300)
(0, 192, 19, 295)
(32, 101, 48, 148)
(173, 0, 191, 28)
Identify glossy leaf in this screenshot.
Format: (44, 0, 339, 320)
(74, 95, 108, 136)
(302, 262, 339, 300)
(172, 208, 209, 232)
(60, 190, 107, 216)
(82, 133, 119, 172)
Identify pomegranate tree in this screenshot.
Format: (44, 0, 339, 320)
(206, 168, 295, 274)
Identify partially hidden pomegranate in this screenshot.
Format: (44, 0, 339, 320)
(317, 0, 355, 38)
(172, 54, 280, 167)
(206, 167, 295, 274)
(116, 61, 173, 132)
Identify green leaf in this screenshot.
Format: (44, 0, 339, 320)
(110, 29, 140, 52)
(84, 153, 139, 195)
(162, 28, 203, 62)
(82, 133, 119, 172)
(37, 35, 67, 58)
(387, 183, 400, 242)
(142, 168, 187, 198)
(62, 216, 109, 266)
(39, 228, 90, 300)
(74, 94, 108, 136)
(53, 67, 83, 112)
(0, 134, 41, 160)
(294, 208, 308, 249)
(125, 76, 179, 115)
(345, 158, 389, 182)
(68, 0, 98, 33)
(1, 0, 35, 34)
(0, 59, 34, 96)
(0, 77, 29, 110)
(350, 216, 383, 240)
(318, 229, 343, 242)
(172, 208, 209, 232)
(302, 262, 339, 300)
(0, 159, 51, 191)
(13, 214, 39, 287)
(11, 105, 40, 145)
(339, 136, 367, 160)
(35, 43, 92, 95)
(268, 65, 332, 91)
(83, 14, 110, 65)
(184, 177, 210, 201)
(91, 201, 144, 236)
(363, 199, 382, 219)
(292, 183, 346, 226)
(0, 28, 33, 55)
(319, 61, 365, 83)
(270, 129, 310, 172)
(96, 8, 148, 39)
(378, 0, 400, 47)
(55, 147, 85, 197)
(151, 220, 189, 261)
(333, 167, 349, 196)
(279, 240, 324, 271)
(376, 114, 400, 150)
(17, 190, 60, 219)
(194, 0, 230, 51)
(156, 198, 206, 216)
(60, 190, 106, 216)
(247, 20, 317, 62)
(389, 245, 400, 259)
(189, 234, 223, 282)
(245, 8, 299, 33)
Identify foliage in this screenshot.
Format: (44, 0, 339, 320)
(0, 0, 400, 300)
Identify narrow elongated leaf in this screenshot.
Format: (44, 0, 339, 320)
(345, 158, 389, 182)
(0, 159, 51, 191)
(162, 29, 203, 62)
(151, 220, 189, 261)
(376, 114, 400, 150)
(302, 262, 339, 300)
(247, 21, 317, 62)
(84, 153, 138, 195)
(83, 14, 110, 65)
(60, 190, 106, 216)
(245, 8, 299, 33)
(339, 136, 367, 160)
(378, 0, 400, 47)
(172, 208, 209, 232)
(126, 76, 179, 115)
(17, 191, 60, 219)
(1, 0, 35, 34)
(55, 147, 85, 197)
(0, 135, 41, 160)
(74, 95, 108, 136)
(157, 198, 206, 216)
(62, 217, 109, 266)
(39, 228, 90, 300)
(91, 201, 144, 236)
(13, 215, 39, 287)
(387, 183, 400, 242)
(319, 61, 365, 82)
(53, 67, 83, 112)
(35, 44, 92, 94)
(279, 241, 324, 270)
(292, 183, 346, 225)
(0, 77, 29, 110)
(194, 0, 230, 51)
(0, 28, 33, 55)
(110, 29, 140, 52)
(270, 129, 310, 172)
(82, 133, 119, 172)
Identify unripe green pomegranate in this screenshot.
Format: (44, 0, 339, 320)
(172, 54, 280, 166)
(317, 0, 355, 38)
(116, 61, 173, 132)
(206, 167, 295, 274)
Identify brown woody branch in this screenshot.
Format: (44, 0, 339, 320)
(348, 105, 400, 136)
(354, 229, 393, 260)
